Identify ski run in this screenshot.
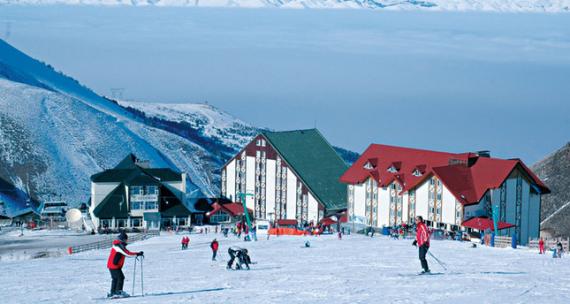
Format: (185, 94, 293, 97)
(1, 232, 569, 303)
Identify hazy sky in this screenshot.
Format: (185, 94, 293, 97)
(1, 7, 569, 164)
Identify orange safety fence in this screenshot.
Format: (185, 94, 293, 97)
(268, 228, 307, 236)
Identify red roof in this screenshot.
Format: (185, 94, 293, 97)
(276, 219, 298, 226)
(206, 202, 253, 218)
(320, 213, 348, 225)
(340, 144, 550, 205)
(462, 217, 515, 231)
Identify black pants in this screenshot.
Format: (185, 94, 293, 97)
(109, 269, 125, 294)
(419, 244, 430, 272)
(227, 249, 237, 269)
(212, 250, 217, 261)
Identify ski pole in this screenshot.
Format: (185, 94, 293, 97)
(428, 251, 448, 271)
(132, 256, 138, 296)
(140, 256, 144, 297)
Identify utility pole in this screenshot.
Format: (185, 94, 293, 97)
(237, 192, 255, 241)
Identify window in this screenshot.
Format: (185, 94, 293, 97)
(147, 186, 158, 195)
(132, 218, 142, 227)
(131, 202, 143, 210)
(130, 186, 142, 195)
(387, 166, 397, 173)
(256, 139, 261, 146)
(210, 211, 230, 223)
(178, 218, 186, 226)
(145, 201, 157, 210)
(412, 169, 422, 177)
(117, 219, 126, 228)
(364, 162, 373, 170)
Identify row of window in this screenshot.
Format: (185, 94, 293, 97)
(130, 185, 158, 196)
(131, 201, 158, 210)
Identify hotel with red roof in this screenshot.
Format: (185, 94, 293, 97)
(340, 144, 550, 245)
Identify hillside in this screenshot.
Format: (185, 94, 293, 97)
(0, 38, 358, 216)
(532, 142, 570, 237)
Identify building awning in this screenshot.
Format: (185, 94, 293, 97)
(320, 213, 348, 226)
(462, 217, 515, 231)
(143, 212, 161, 222)
(276, 219, 298, 226)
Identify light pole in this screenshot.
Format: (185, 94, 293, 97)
(237, 192, 255, 241)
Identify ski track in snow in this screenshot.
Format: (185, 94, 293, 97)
(1, 233, 570, 303)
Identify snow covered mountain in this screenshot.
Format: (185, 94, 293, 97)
(0, 39, 357, 217)
(532, 142, 570, 237)
(0, 38, 260, 215)
(1, 0, 569, 12)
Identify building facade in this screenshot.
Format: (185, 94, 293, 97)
(340, 144, 550, 245)
(89, 154, 191, 231)
(220, 129, 348, 226)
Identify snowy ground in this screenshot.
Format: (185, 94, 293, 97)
(1, 232, 569, 303)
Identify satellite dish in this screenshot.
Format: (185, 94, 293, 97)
(66, 209, 84, 230)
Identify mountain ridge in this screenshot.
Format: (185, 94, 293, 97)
(1, 0, 569, 12)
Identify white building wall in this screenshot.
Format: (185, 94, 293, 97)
(286, 170, 297, 220)
(378, 187, 390, 227)
(308, 192, 319, 223)
(415, 182, 429, 220)
(402, 193, 409, 224)
(245, 156, 256, 211)
(91, 183, 120, 208)
(265, 159, 276, 220)
(226, 159, 236, 201)
(353, 184, 366, 220)
(441, 186, 457, 226)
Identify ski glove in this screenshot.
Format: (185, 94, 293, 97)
(412, 240, 417, 247)
(137, 251, 144, 257)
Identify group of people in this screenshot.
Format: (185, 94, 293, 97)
(538, 237, 565, 258)
(180, 235, 190, 250)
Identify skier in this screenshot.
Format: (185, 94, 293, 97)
(107, 231, 143, 298)
(227, 247, 251, 270)
(210, 238, 219, 261)
(181, 236, 187, 250)
(412, 216, 431, 274)
(539, 237, 545, 254)
(556, 241, 564, 258)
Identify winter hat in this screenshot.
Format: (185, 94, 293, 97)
(118, 231, 128, 242)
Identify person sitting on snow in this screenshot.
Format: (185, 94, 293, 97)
(107, 231, 143, 298)
(227, 247, 252, 270)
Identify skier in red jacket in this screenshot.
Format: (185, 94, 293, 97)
(539, 237, 545, 254)
(107, 231, 143, 298)
(210, 238, 219, 261)
(413, 216, 431, 274)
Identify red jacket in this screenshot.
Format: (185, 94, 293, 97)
(211, 240, 219, 251)
(416, 222, 430, 247)
(107, 240, 137, 270)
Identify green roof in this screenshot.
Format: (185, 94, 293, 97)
(262, 129, 348, 211)
(91, 155, 182, 183)
(93, 183, 129, 218)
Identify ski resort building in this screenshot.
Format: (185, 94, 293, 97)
(340, 145, 550, 245)
(89, 154, 191, 232)
(220, 129, 348, 226)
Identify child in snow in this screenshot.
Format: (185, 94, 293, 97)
(107, 231, 143, 298)
(556, 242, 564, 258)
(539, 238, 545, 254)
(181, 236, 189, 250)
(210, 239, 219, 261)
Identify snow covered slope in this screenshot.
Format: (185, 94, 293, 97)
(1, 233, 568, 302)
(0, 38, 258, 214)
(1, 0, 570, 12)
(118, 101, 256, 150)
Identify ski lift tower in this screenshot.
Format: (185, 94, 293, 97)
(237, 192, 255, 241)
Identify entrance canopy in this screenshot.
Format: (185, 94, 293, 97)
(462, 217, 515, 231)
